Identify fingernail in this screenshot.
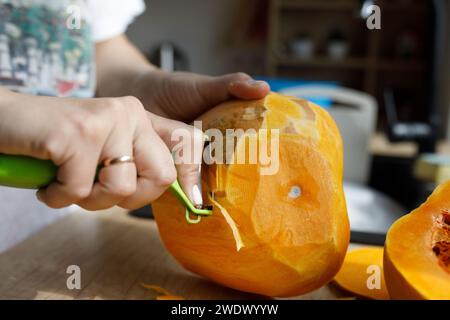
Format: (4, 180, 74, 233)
(191, 185, 203, 206)
(247, 80, 266, 87)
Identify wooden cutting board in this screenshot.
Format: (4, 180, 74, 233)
(0, 207, 349, 300)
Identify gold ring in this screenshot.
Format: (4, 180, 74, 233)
(102, 155, 134, 167)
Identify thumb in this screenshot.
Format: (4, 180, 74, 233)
(198, 72, 270, 106)
(177, 161, 203, 207)
(173, 126, 205, 207)
(150, 113, 205, 206)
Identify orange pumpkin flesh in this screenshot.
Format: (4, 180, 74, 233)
(384, 180, 450, 299)
(334, 247, 390, 300)
(153, 93, 350, 297)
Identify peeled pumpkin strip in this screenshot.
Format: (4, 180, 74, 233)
(207, 193, 244, 251)
(334, 247, 390, 300)
(141, 284, 185, 300)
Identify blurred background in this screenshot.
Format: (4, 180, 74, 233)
(127, 0, 450, 242)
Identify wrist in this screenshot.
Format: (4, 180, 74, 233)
(129, 69, 169, 114)
(96, 62, 157, 99)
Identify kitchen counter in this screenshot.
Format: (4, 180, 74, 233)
(0, 207, 353, 300)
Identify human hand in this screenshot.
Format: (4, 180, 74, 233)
(0, 89, 205, 210)
(132, 71, 270, 122)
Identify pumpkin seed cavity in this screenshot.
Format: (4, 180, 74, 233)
(432, 212, 450, 273)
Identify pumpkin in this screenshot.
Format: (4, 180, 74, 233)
(334, 247, 390, 300)
(153, 93, 350, 297)
(384, 180, 450, 299)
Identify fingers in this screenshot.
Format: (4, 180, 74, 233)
(177, 162, 203, 207)
(76, 128, 137, 211)
(32, 96, 183, 211)
(172, 128, 204, 207)
(118, 120, 177, 210)
(151, 114, 205, 206)
(198, 73, 270, 106)
(228, 77, 270, 100)
(36, 149, 99, 209)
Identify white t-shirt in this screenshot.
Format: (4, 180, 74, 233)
(0, 0, 145, 97)
(88, 0, 145, 42)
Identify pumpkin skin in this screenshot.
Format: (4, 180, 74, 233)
(384, 180, 450, 300)
(153, 93, 350, 297)
(334, 247, 390, 300)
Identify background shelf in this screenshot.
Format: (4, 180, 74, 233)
(266, 0, 433, 127)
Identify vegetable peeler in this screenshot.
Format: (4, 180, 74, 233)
(0, 154, 212, 223)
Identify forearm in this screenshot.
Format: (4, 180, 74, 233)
(95, 34, 157, 99)
(0, 87, 13, 145)
(0, 86, 18, 121)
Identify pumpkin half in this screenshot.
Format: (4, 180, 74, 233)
(153, 93, 350, 297)
(384, 180, 450, 299)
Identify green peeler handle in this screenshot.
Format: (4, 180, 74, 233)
(0, 154, 58, 189)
